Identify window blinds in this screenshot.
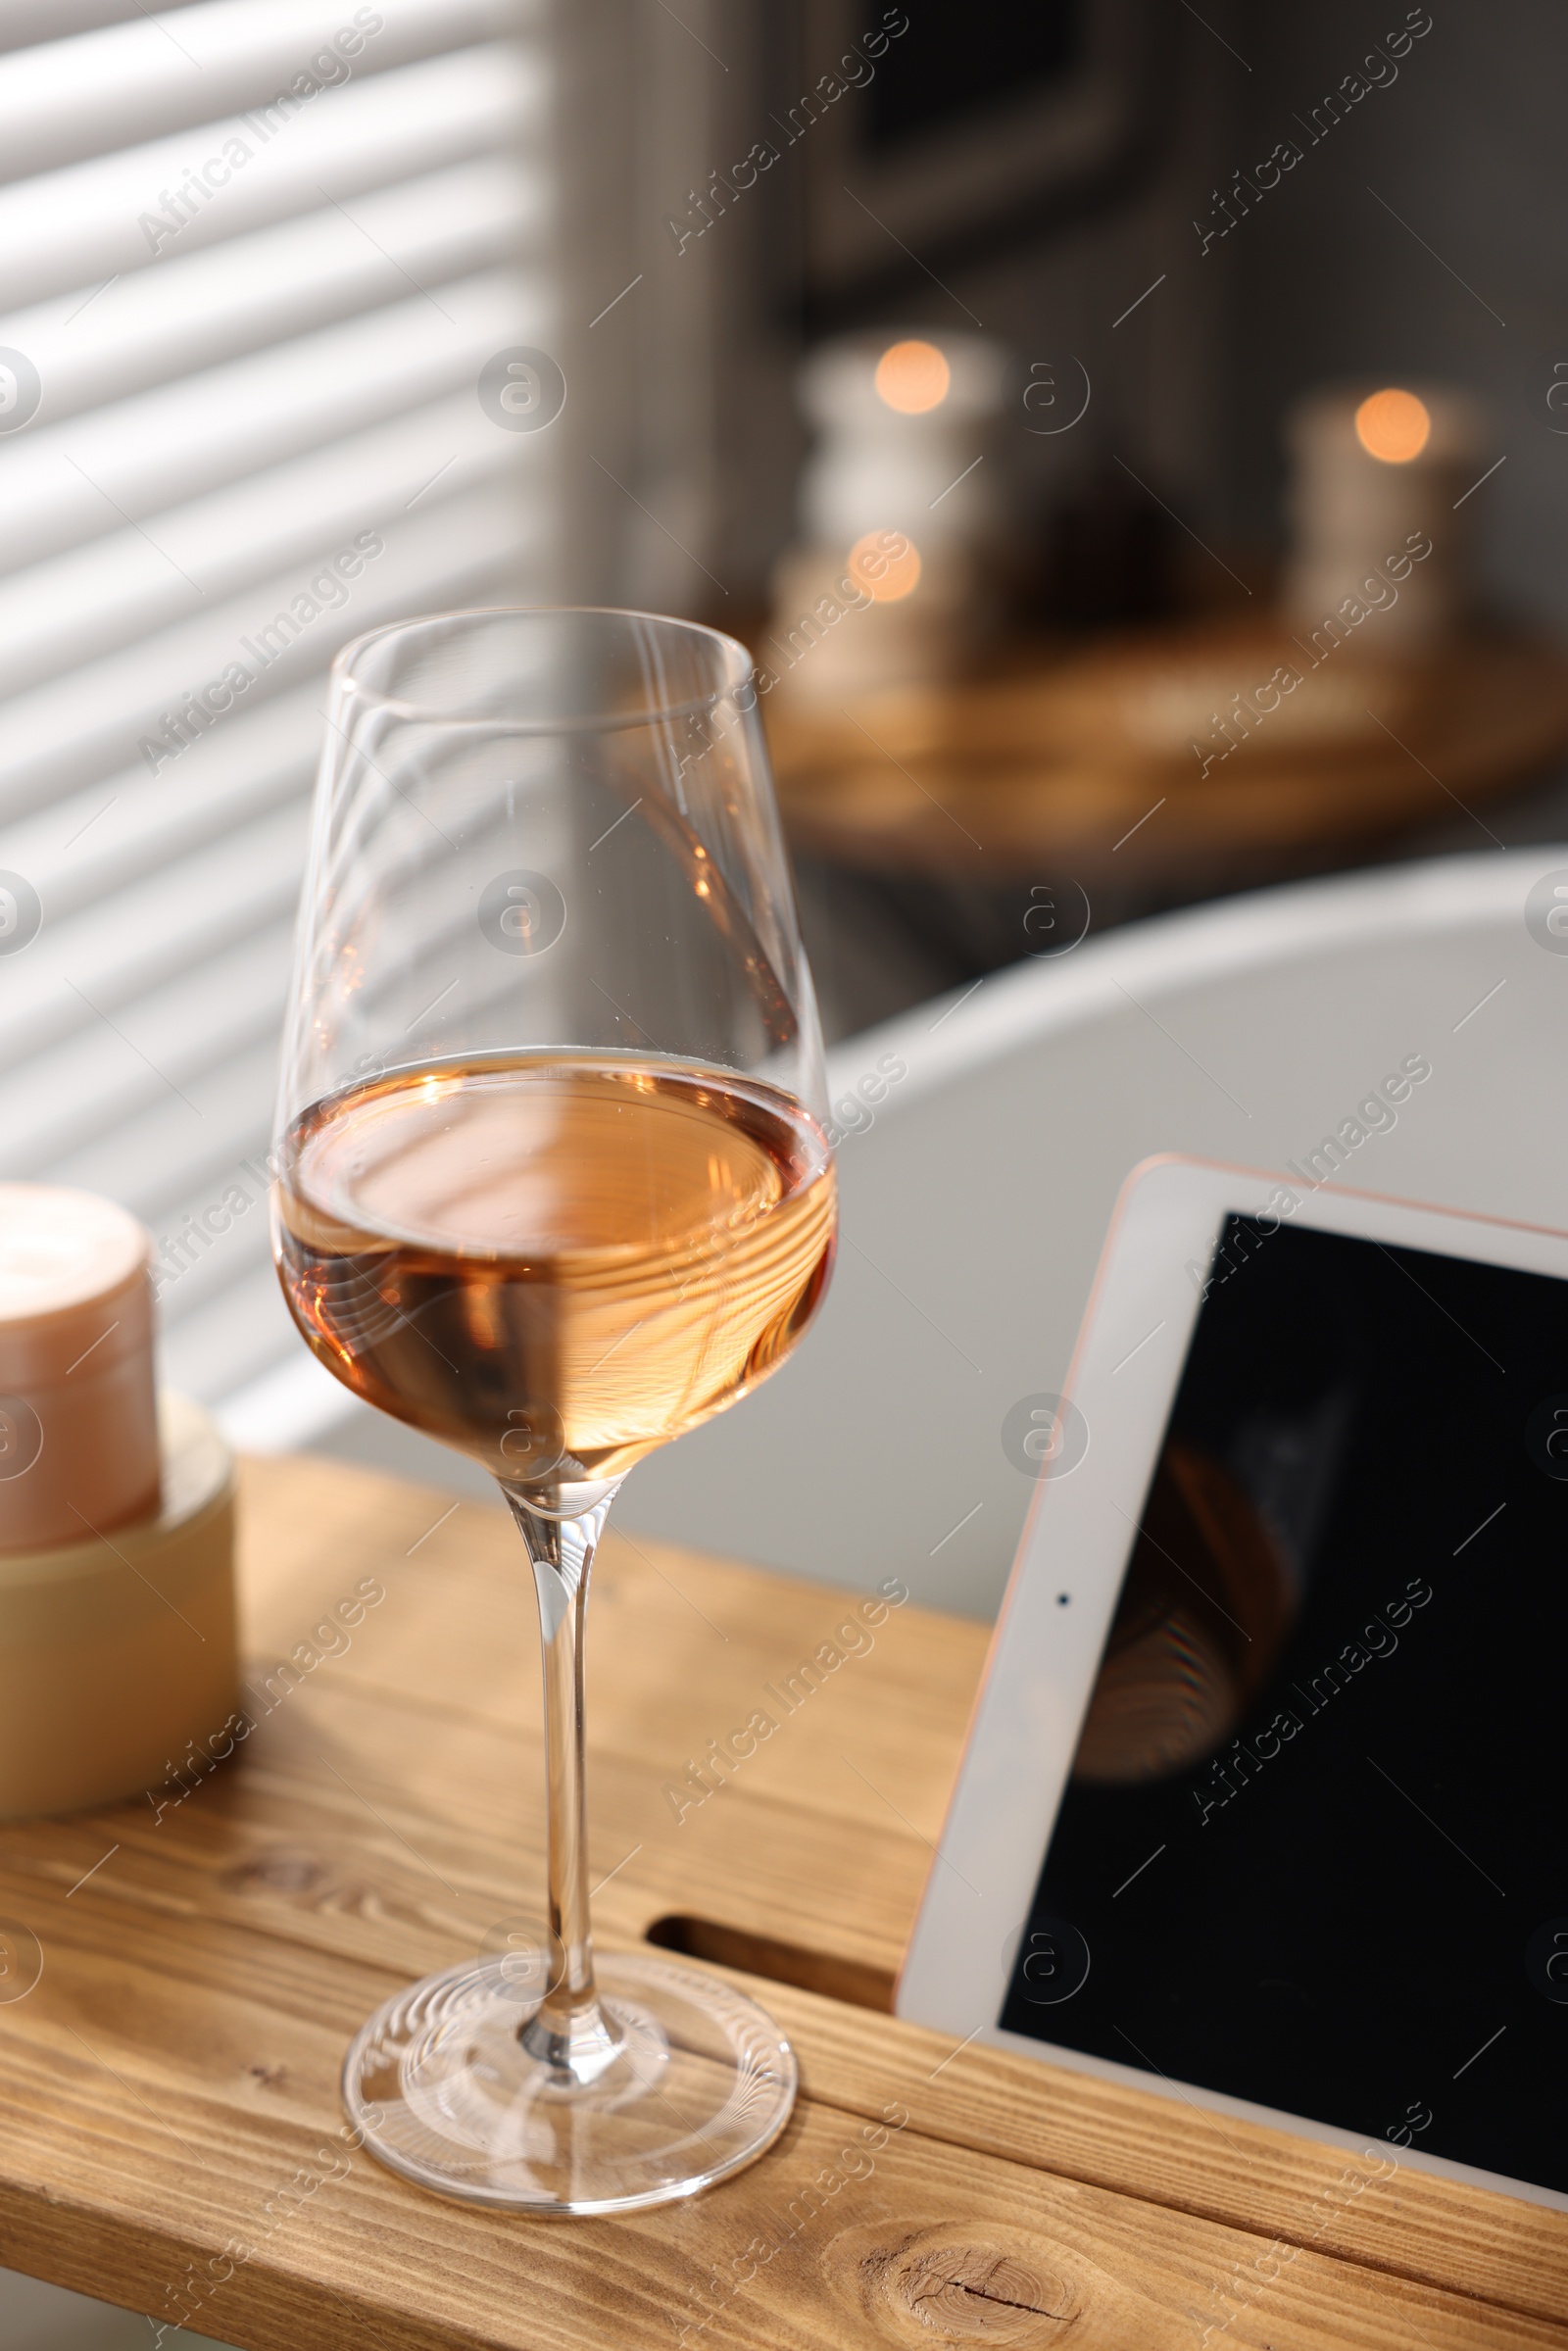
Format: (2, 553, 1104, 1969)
(0, 0, 553, 1419)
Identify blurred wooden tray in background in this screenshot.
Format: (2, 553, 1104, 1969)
(764, 619, 1568, 890)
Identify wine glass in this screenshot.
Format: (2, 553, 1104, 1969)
(270, 608, 836, 2214)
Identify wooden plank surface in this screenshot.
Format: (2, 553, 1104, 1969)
(0, 1450, 1560, 2349)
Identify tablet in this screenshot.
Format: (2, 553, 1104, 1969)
(898, 1153, 1568, 2212)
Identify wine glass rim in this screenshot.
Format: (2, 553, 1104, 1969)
(331, 604, 757, 732)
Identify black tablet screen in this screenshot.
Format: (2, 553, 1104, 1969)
(1000, 1214, 1568, 2194)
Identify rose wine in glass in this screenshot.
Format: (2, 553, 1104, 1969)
(271, 610, 836, 2213)
(277, 1056, 834, 1482)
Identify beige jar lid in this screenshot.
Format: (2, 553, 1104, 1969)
(0, 1183, 153, 1387)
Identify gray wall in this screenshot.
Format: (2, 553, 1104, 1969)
(1220, 1, 1567, 626)
(595, 0, 1238, 610)
(716, 1, 1568, 630)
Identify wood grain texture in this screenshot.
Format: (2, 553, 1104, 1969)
(0, 1449, 1557, 2349)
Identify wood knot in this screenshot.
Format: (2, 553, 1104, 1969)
(226, 1848, 328, 1895)
(828, 2222, 1076, 2344)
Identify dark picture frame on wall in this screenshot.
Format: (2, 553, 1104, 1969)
(787, 0, 1170, 325)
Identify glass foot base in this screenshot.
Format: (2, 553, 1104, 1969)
(342, 1950, 798, 2214)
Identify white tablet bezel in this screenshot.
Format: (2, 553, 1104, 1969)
(896, 1151, 1568, 2213)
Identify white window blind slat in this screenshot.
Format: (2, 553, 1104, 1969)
(0, 479, 533, 819)
(0, 390, 517, 699)
(0, 687, 319, 929)
(0, 806, 309, 1063)
(0, 269, 523, 573)
(0, 0, 511, 182)
(0, 5, 169, 60)
(0, 43, 536, 312)
(2, 158, 535, 424)
(163, 1260, 302, 1401)
(0, 0, 557, 1410)
(51, 1038, 284, 1225)
(0, 895, 302, 1171)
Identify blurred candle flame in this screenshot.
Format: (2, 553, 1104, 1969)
(874, 339, 950, 415)
(1354, 387, 1432, 463)
(848, 531, 922, 603)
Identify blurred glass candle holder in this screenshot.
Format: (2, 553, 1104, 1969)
(768, 329, 1013, 699)
(1283, 381, 1489, 651)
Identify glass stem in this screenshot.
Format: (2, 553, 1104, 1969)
(504, 1485, 622, 2087)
